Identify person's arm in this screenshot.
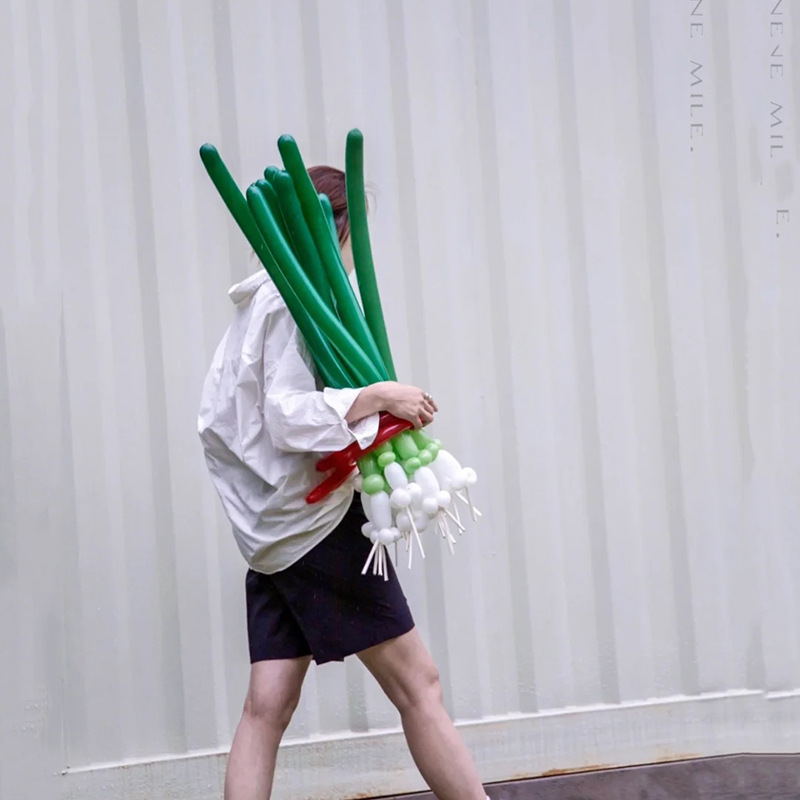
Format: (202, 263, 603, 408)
(263, 360, 374, 454)
(345, 381, 438, 426)
(262, 320, 435, 454)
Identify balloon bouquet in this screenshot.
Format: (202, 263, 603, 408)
(199, 130, 480, 579)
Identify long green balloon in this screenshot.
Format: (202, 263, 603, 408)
(256, 179, 293, 254)
(198, 144, 350, 388)
(263, 165, 281, 185)
(246, 185, 382, 386)
(320, 194, 342, 254)
(272, 170, 332, 310)
(200, 144, 269, 260)
(277, 135, 389, 381)
(345, 129, 397, 380)
(319, 190, 393, 378)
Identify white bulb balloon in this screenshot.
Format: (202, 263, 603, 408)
(384, 462, 408, 491)
(422, 497, 439, 516)
(370, 491, 393, 531)
(390, 487, 411, 508)
(414, 466, 441, 501)
(360, 491, 373, 519)
(429, 449, 463, 489)
(378, 528, 394, 545)
(396, 511, 412, 532)
(450, 473, 466, 491)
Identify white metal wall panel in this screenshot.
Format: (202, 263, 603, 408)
(1, 1, 798, 798)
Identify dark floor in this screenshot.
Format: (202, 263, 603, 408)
(382, 754, 800, 800)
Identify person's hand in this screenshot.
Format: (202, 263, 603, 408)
(380, 382, 438, 428)
(345, 381, 438, 428)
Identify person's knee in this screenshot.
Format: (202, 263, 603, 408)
(393, 658, 442, 715)
(242, 681, 302, 732)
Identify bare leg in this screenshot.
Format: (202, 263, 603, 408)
(224, 656, 312, 800)
(358, 629, 486, 800)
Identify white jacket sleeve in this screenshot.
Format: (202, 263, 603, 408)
(263, 326, 380, 454)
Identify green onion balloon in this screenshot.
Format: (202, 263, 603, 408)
(199, 132, 480, 580)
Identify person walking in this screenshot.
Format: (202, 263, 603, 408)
(199, 165, 488, 800)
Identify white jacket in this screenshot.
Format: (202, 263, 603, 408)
(198, 268, 379, 573)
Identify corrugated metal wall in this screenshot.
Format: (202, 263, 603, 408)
(1, 1, 798, 798)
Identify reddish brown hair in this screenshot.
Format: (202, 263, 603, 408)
(308, 165, 349, 245)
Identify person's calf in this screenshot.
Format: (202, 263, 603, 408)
(224, 658, 310, 799)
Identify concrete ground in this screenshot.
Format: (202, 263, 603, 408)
(381, 754, 800, 800)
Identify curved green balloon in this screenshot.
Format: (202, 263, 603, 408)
(323, 190, 391, 387)
(256, 179, 293, 253)
(357, 453, 387, 495)
(320, 194, 340, 251)
(403, 456, 421, 476)
(272, 171, 332, 308)
(375, 442, 396, 467)
(277, 135, 388, 381)
(198, 144, 348, 388)
(392, 431, 419, 461)
(263, 165, 281, 185)
(200, 144, 269, 258)
(246, 185, 382, 386)
(410, 429, 434, 449)
(345, 129, 397, 380)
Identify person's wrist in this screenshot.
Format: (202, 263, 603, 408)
(372, 381, 391, 411)
(361, 381, 388, 415)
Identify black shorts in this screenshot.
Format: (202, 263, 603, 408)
(245, 497, 415, 665)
